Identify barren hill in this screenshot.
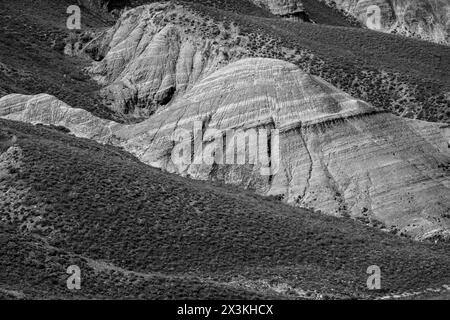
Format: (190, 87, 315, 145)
(1, 0, 449, 123)
(2, 58, 449, 241)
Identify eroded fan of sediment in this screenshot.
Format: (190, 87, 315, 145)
(1, 58, 449, 240)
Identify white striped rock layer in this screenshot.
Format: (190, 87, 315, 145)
(88, 2, 248, 117)
(1, 58, 449, 241)
(251, 0, 306, 18)
(321, 0, 450, 45)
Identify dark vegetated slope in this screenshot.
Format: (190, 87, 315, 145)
(131, 0, 359, 26)
(1, 119, 450, 299)
(188, 3, 450, 123)
(132, 0, 275, 18)
(298, 0, 360, 27)
(2, 0, 448, 122)
(0, 0, 118, 121)
(0, 224, 274, 299)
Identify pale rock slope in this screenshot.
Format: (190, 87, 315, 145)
(82, 2, 450, 125)
(322, 0, 450, 44)
(251, 0, 309, 20)
(1, 58, 449, 241)
(0, 94, 120, 142)
(88, 2, 248, 117)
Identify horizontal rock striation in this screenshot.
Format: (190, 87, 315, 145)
(88, 2, 249, 117)
(82, 2, 450, 126)
(1, 58, 449, 240)
(0, 94, 121, 142)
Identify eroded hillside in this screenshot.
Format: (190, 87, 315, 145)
(2, 58, 449, 241)
(1, 0, 449, 123)
(1, 118, 450, 299)
(1, 0, 450, 301)
(321, 0, 450, 45)
(86, 2, 450, 123)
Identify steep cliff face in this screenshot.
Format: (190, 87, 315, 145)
(322, 0, 450, 44)
(2, 58, 449, 241)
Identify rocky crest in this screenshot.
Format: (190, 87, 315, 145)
(322, 0, 450, 44)
(2, 58, 449, 241)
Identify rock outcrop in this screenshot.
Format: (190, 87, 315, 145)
(251, 0, 311, 21)
(88, 2, 248, 117)
(1, 58, 449, 241)
(322, 0, 450, 45)
(80, 2, 450, 125)
(0, 94, 120, 142)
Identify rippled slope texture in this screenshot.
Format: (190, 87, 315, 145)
(84, 2, 450, 125)
(1, 58, 449, 241)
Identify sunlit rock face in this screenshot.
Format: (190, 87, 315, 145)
(0, 94, 120, 142)
(88, 2, 247, 118)
(1, 58, 449, 241)
(323, 0, 450, 44)
(252, 0, 304, 17)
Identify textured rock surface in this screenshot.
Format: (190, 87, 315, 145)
(251, 0, 309, 20)
(322, 0, 450, 44)
(1, 58, 449, 240)
(88, 2, 248, 117)
(82, 2, 450, 125)
(0, 94, 121, 142)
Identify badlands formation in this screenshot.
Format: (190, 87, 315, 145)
(76, 2, 450, 124)
(1, 58, 449, 241)
(87, 3, 248, 116)
(321, 0, 450, 44)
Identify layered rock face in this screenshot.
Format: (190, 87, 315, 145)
(0, 94, 120, 142)
(322, 0, 450, 44)
(88, 2, 247, 117)
(1, 58, 449, 240)
(251, 0, 310, 20)
(81, 2, 450, 126)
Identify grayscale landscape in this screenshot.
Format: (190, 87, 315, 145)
(0, 0, 449, 300)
